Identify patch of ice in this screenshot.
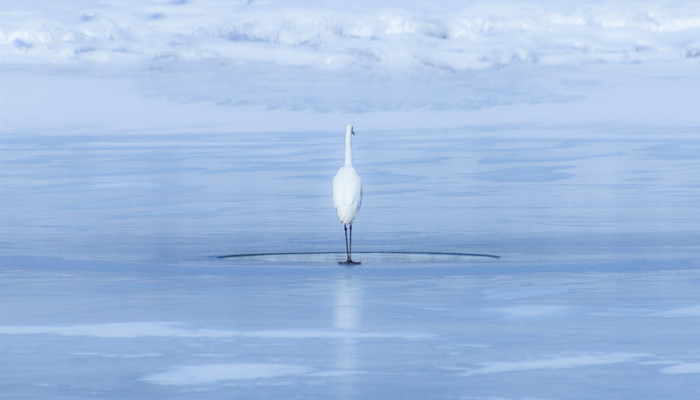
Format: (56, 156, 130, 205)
(0, 322, 433, 340)
(657, 305, 700, 317)
(463, 353, 647, 376)
(660, 363, 700, 374)
(141, 363, 312, 385)
(307, 370, 368, 378)
(71, 352, 162, 359)
(0, 322, 197, 338)
(490, 305, 567, 318)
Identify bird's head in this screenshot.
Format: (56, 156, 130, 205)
(346, 124, 355, 135)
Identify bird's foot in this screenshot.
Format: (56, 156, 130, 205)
(338, 258, 361, 265)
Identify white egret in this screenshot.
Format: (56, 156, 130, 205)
(333, 124, 363, 265)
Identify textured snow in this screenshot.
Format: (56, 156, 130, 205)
(2, 0, 700, 69)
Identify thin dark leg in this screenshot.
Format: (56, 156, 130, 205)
(344, 224, 349, 260)
(339, 223, 360, 265)
(349, 224, 353, 260)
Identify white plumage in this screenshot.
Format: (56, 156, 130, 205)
(332, 124, 362, 264)
(333, 167, 362, 224)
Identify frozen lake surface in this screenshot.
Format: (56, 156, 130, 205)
(3, 258, 700, 399)
(2, 0, 700, 398)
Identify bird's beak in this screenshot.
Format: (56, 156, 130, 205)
(351, 128, 355, 135)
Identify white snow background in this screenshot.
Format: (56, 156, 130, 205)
(1, 0, 700, 399)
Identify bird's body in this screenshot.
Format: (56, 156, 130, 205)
(332, 166, 362, 224)
(333, 124, 362, 264)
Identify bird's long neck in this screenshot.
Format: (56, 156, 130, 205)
(344, 130, 353, 167)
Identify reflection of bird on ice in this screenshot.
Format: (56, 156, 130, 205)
(333, 271, 361, 392)
(333, 124, 363, 265)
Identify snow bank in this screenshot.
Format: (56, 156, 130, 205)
(2, 0, 699, 71)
